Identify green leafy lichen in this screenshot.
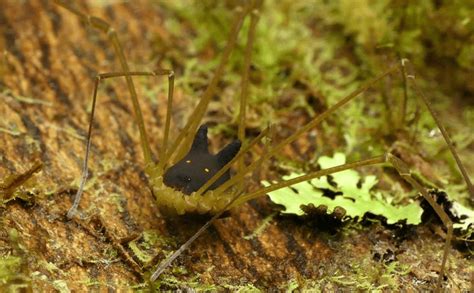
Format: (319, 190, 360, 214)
(265, 152, 423, 225)
(266, 152, 474, 230)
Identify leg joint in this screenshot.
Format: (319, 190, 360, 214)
(385, 152, 411, 176)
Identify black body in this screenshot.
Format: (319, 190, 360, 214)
(163, 125, 241, 195)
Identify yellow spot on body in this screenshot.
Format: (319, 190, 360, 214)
(204, 168, 210, 173)
(186, 160, 191, 163)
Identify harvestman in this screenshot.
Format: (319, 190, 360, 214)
(54, 0, 473, 290)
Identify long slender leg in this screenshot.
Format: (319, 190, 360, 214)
(152, 152, 453, 289)
(54, 0, 153, 165)
(150, 0, 263, 281)
(236, 153, 452, 290)
(397, 58, 409, 129)
(386, 154, 452, 291)
(212, 60, 472, 202)
(148, 60, 460, 287)
(402, 59, 474, 199)
(233, 156, 387, 205)
(210, 66, 399, 197)
(159, 70, 175, 169)
(67, 70, 173, 219)
(166, 4, 251, 165)
(238, 1, 261, 178)
(148, 62, 401, 280)
(192, 0, 262, 198)
(151, 115, 271, 283)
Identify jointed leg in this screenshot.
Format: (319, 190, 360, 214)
(67, 70, 174, 219)
(167, 4, 251, 166)
(151, 150, 453, 287)
(238, 1, 261, 177)
(386, 154, 452, 290)
(151, 117, 271, 283)
(402, 59, 474, 199)
(211, 66, 399, 197)
(55, 0, 153, 164)
(212, 60, 472, 202)
(150, 0, 264, 281)
(148, 59, 461, 287)
(232, 153, 452, 289)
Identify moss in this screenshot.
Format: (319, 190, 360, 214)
(0, 256, 23, 285)
(0, 229, 32, 291)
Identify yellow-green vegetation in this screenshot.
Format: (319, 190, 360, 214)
(0, 229, 31, 292)
(155, 0, 473, 193)
(266, 153, 474, 232)
(152, 0, 473, 208)
(0, 256, 24, 288)
(143, 0, 473, 289)
(265, 153, 424, 224)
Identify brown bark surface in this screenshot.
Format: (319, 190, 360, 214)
(0, 1, 472, 291)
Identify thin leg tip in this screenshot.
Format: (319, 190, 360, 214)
(66, 208, 77, 219)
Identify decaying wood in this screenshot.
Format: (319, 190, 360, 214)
(0, 1, 472, 291)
